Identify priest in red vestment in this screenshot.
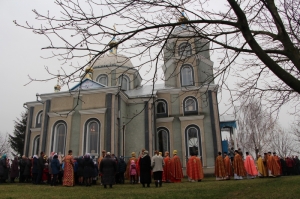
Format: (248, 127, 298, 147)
(223, 152, 233, 179)
(187, 152, 204, 182)
(162, 151, 171, 182)
(233, 150, 247, 180)
(244, 152, 258, 178)
(170, 150, 183, 183)
(215, 152, 226, 180)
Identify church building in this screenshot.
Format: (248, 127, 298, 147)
(23, 17, 222, 174)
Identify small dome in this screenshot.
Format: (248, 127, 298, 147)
(92, 53, 134, 68)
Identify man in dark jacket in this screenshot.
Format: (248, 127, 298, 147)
(100, 152, 117, 188)
(36, 151, 45, 184)
(118, 156, 127, 184)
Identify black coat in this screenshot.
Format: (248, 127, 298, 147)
(0, 159, 7, 177)
(51, 157, 60, 175)
(77, 158, 84, 177)
(118, 158, 127, 173)
(83, 157, 94, 178)
(37, 157, 45, 171)
(100, 156, 117, 185)
(23, 159, 31, 176)
(32, 158, 39, 174)
(139, 155, 152, 184)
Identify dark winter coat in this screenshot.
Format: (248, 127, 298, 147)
(100, 155, 117, 185)
(77, 157, 84, 177)
(118, 158, 127, 173)
(139, 155, 152, 184)
(51, 156, 60, 175)
(23, 159, 31, 176)
(38, 156, 45, 171)
(19, 159, 26, 175)
(0, 158, 7, 177)
(32, 158, 39, 174)
(83, 157, 94, 178)
(10, 159, 19, 178)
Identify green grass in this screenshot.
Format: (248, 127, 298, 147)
(1, 176, 300, 199)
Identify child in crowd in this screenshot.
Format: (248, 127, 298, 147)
(130, 160, 137, 184)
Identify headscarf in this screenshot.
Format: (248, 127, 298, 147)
(2, 154, 7, 159)
(33, 155, 38, 159)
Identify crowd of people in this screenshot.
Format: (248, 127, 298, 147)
(1, 147, 300, 187)
(214, 148, 300, 180)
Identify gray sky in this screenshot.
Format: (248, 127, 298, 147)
(0, 1, 294, 138)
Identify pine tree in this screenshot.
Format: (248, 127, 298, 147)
(9, 111, 27, 156)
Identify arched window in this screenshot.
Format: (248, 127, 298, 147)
(156, 99, 168, 118)
(51, 121, 67, 155)
(96, 74, 108, 86)
(183, 97, 198, 116)
(181, 64, 194, 86)
(84, 119, 100, 156)
(178, 42, 192, 56)
(36, 111, 43, 128)
(32, 135, 40, 156)
(118, 75, 130, 91)
(157, 127, 170, 153)
(185, 125, 201, 157)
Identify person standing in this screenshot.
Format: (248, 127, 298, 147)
(257, 154, 267, 177)
(118, 156, 126, 184)
(100, 152, 117, 188)
(83, 153, 94, 186)
(223, 152, 233, 179)
(10, 156, 19, 183)
(151, 150, 164, 187)
(244, 152, 258, 179)
(170, 150, 183, 183)
(126, 151, 139, 182)
(162, 151, 171, 183)
(267, 152, 280, 177)
(51, 154, 60, 186)
(23, 156, 31, 183)
(187, 152, 204, 182)
(215, 152, 226, 180)
(233, 150, 246, 180)
(129, 160, 137, 184)
(63, 150, 75, 186)
(139, 150, 152, 187)
(36, 152, 45, 184)
(97, 150, 106, 185)
(19, 155, 26, 183)
(0, 154, 8, 183)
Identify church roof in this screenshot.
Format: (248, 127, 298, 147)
(124, 84, 173, 98)
(91, 53, 134, 68)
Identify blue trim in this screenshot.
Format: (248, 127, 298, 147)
(70, 78, 106, 91)
(220, 121, 237, 129)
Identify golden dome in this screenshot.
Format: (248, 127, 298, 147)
(54, 84, 61, 92)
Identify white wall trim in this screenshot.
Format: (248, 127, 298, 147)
(179, 115, 204, 121)
(48, 111, 75, 118)
(79, 108, 107, 115)
(156, 117, 174, 123)
(30, 128, 41, 132)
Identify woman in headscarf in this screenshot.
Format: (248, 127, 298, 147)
(139, 150, 152, 187)
(83, 153, 94, 186)
(10, 156, 19, 183)
(63, 150, 75, 186)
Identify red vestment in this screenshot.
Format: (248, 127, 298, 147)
(215, 155, 226, 178)
(233, 154, 246, 177)
(244, 155, 258, 176)
(170, 155, 183, 183)
(63, 155, 75, 186)
(187, 156, 204, 181)
(224, 156, 233, 177)
(125, 157, 138, 179)
(162, 156, 171, 182)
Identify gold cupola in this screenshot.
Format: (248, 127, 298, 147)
(54, 72, 61, 92)
(108, 24, 118, 54)
(178, 9, 188, 23)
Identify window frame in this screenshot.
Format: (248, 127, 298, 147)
(51, 121, 67, 155)
(180, 64, 194, 87)
(35, 111, 43, 128)
(118, 74, 130, 91)
(156, 127, 170, 154)
(96, 74, 108, 86)
(84, 118, 100, 156)
(156, 99, 168, 118)
(183, 96, 198, 116)
(178, 42, 192, 57)
(185, 125, 202, 158)
(32, 135, 40, 156)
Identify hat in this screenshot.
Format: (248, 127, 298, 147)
(173, 150, 177, 155)
(107, 152, 111, 155)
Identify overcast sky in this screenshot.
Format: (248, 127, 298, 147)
(0, 1, 294, 138)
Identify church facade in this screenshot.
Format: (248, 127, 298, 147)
(23, 25, 222, 173)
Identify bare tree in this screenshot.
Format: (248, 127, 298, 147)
(13, 0, 300, 113)
(0, 133, 11, 156)
(270, 128, 298, 157)
(237, 98, 275, 158)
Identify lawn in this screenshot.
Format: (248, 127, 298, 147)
(1, 176, 300, 199)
